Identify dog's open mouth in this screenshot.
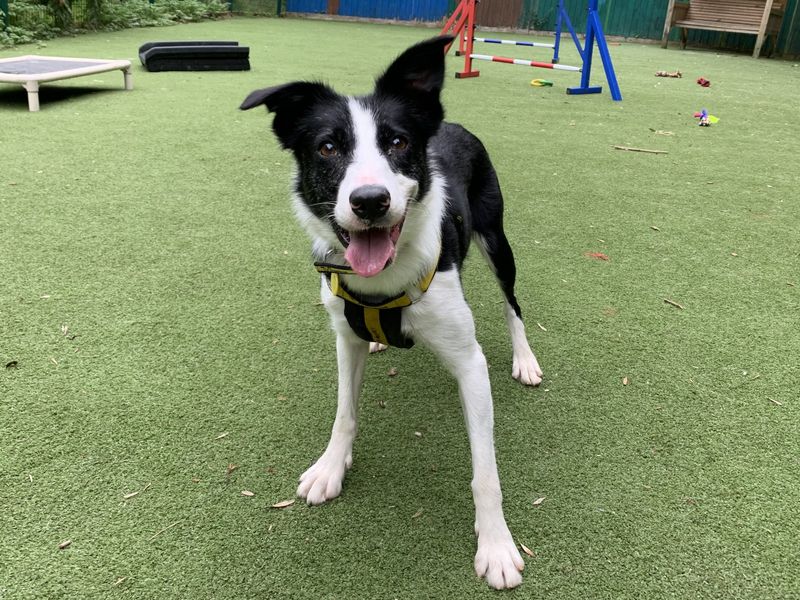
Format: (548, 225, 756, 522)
(336, 220, 404, 278)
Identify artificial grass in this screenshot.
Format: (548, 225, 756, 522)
(1, 16, 799, 600)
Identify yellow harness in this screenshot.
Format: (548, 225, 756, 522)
(314, 260, 437, 348)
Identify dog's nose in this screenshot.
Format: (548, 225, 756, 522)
(349, 185, 390, 222)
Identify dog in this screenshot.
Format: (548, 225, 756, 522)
(241, 35, 543, 590)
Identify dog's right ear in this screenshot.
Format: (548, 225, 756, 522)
(240, 82, 336, 149)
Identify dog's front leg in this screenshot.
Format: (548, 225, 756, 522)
(411, 271, 524, 589)
(297, 331, 369, 505)
(460, 354, 525, 589)
(441, 347, 524, 589)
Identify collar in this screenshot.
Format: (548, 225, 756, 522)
(314, 256, 438, 310)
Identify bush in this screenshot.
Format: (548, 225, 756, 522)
(0, 0, 231, 47)
(97, 0, 228, 30)
(1, 0, 61, 46)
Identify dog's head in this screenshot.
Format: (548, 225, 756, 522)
(241, 36, 452, 277)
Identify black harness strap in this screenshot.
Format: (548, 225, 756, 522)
(314, 259, 437, 349)
(342, 302, 414, 348)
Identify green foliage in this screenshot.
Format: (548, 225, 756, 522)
(48, 0, 73, 29)
(0, 0, 230, 46)
(0, 0, 60, 46)
(96, 0, 228, 30)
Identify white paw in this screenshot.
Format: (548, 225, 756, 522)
(474, 530, 525, 589)
(296, 451, 351, 505)
(369, 342, 388, 353)
(512, 348, 543, 386)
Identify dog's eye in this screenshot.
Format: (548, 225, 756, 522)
(390, 136, 409, 152)
(318, 142, 338, 157)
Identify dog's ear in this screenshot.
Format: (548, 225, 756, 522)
(374, 36, 453, 133)
(240, 82, 337, 149)
(375, 36, 453, 99)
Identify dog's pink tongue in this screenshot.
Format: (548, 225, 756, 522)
(344, 229, 395, 277)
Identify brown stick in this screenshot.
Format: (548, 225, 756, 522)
(663, 298, 685, 310)
(613, 145, 668, 155)
(149, 520, 183, 541)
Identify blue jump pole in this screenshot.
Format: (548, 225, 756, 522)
(565, 0, 622, 101)
(553, 0, 563, 63)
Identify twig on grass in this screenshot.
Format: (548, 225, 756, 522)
(663, 298, 685, 310)
(149, 520, 183, 541)
(768, 397, 783, 406)
(124, 482, 151, 500)
(732, 373, 761, 389)
(612, 145, 668, 155)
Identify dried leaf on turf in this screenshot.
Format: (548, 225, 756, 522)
(226, 464, 238, 477)
(214, 432, 229, 440)
(768, 397, 783, 406)
(650, 225, 661, 231)
(537, 322, 547, 332)
(5, 360, 18, 369)
(123, 491, 140, 500)
(58, 540, 72, 550)
(113, 577, 128, 587)
(623, 377, 629, 386)
(387, 367, 398, 377)
(532, 496, 546, 506)
(271, 499, 295, 509)
(585, 252, 610, 261)
(411, 508, 424, 519)
(241, 490, 255, 497)
(520, 543, 535, 557)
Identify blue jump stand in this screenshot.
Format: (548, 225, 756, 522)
(553, 0, 622, 101)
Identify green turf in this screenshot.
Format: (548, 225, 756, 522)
(1, 16, 799, 600)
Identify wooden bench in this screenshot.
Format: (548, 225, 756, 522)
(661, 0, 785, 58)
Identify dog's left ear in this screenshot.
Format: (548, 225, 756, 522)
(375, 35, 453, 105)
(240, 81, 338, 150)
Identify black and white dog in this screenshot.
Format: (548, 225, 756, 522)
(241, 36, 543, 589)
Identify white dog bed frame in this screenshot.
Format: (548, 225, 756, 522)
(0, 55, 133, 112)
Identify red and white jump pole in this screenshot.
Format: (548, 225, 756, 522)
(469, 54, 581, 71)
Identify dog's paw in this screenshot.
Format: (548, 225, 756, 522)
(369, 342, 388, 353)
(474, 530, 525, 589)
(297, 451, 351, 505)
(512, 348, 543, 386)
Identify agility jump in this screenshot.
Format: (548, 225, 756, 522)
(441, 0, 622, 101)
